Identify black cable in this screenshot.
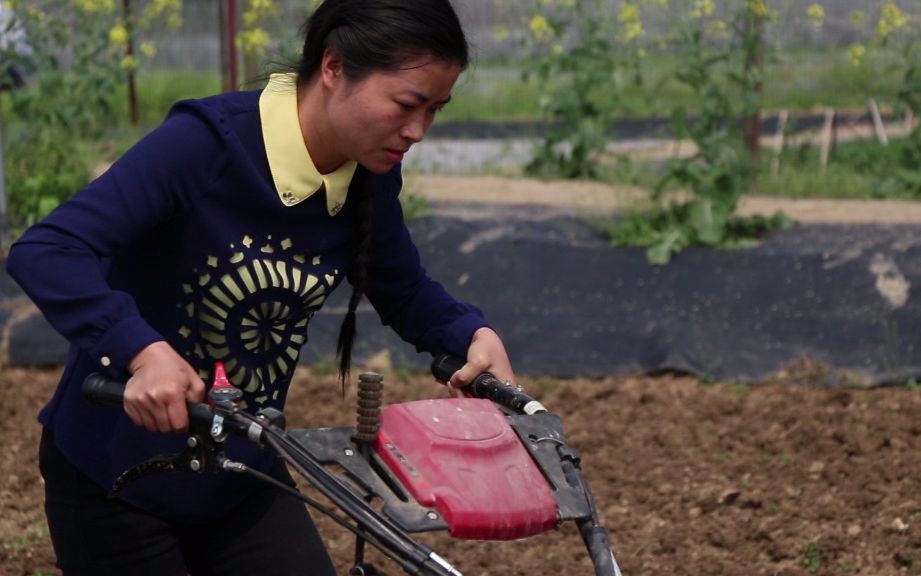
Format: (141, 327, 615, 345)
(232, 463, 362, 537)
(261, 432, 428, 576)
(231, 410, 448, 576)
(81, 377, 459, 575)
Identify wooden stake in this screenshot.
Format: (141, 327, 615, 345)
(218, 0, 239, 92)
(771, 109, 788, 175)
(0, 104, 8, 249)
(742, 10, 765, 166)
(868, 98, 888, 145)
(123, 0, 139, 125)
(819, 108, 836, 172)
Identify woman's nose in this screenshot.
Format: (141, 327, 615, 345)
(400, 115, 427, 143)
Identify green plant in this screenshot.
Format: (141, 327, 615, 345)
(808, 1, 921, 199)
(0, 0, 182, 231)
(400, 194, 432, 221)
(507, 0, 644, 179)
(2, 535, 29, 551)
(111, 69, 222, 128)
(1, 526, 49, 555)
(724, 382, 750, 398)
(1, 0, 122, 228)
(800, 541, 822, 574)
(607, 0, 790, 264)
(873, 1, 921, 199)
(751, 135, 921, 199)
(606, 201, 791, 265)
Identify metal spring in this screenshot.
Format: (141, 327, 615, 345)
(354, 372, 383, 443)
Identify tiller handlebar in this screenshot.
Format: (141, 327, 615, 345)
(81, 355, 622, 576)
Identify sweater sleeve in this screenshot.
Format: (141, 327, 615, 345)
(363, 169, 489, 358)
(5, 103, 228, 375)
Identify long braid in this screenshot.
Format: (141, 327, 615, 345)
(299, 0, 469, 389)
(336, 170, 374, 389)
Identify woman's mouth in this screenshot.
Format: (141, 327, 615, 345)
(385, 148, 406, 163)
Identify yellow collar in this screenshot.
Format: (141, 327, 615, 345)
(259, 73, 357, 216)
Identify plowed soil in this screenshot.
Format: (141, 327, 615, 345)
(2, 365, 919, 576)
(3, 173, 921, 575)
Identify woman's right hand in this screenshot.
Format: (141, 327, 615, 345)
(124, 341, 205, 433)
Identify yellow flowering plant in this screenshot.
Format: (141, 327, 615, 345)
(0, 0, 182, 229)
(871, 1, 921, 198)
(238, 0, 280, 57)
(237, 0, 307, 86)
(508, 0, 648, 179)
(608, 0, 791, 264)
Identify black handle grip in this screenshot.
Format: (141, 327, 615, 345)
(81, 373, 237, 435)
(430, 354, 547, 415)
(578, 522, 621, 576)
(82, 373, 128, 408)
(430, 354, 465, 383)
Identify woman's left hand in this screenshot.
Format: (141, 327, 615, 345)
(447, 327, 515, 390)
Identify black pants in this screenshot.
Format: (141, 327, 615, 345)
(40, 429, 338, 576)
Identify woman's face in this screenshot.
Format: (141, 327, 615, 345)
(322, 55, 462, 174)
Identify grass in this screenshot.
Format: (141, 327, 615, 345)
(439, 49, 906, 125)
(604, 133, 920, 201)
(400, 194, 432, 221)
(758, 136, 921, 199)
(108, 68, 223, 129)
(800, 541, 823, 574)
(756, 162, 878, 199)
(760, 48, 904, 111)
(3, 50, 907, 132)
(442, 62, 545, 123)
(3, 49, 917, 211)
(1, 48, 907, 131)
(1, 526, 49, 554)
(724, 382, 751, 398)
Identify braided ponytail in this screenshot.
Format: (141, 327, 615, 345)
(336, 171, 375, 389)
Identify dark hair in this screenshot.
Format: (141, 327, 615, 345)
(297, 0, 469, 84)
(302, 0, 470, 387)
(335, 170, 373, 389)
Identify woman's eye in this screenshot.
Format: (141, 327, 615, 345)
(397, 102, 415, 112)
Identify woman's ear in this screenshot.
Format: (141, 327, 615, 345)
(320, 48, 345, 89)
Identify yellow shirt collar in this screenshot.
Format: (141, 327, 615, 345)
(259, 73, 357, 216)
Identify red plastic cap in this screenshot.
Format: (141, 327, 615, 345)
(211, 361, 232, 390)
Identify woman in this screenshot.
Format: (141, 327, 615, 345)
(6, 1, 514, 574)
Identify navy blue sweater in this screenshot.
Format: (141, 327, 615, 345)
(6, 87, 487, 522)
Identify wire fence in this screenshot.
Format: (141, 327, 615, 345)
(144, 0, 905, 73)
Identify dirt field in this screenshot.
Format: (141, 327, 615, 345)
(1, 364, 919, 576)
(2, 174, 920, 575)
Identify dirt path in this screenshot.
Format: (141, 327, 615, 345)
(406, 173, 921, 224)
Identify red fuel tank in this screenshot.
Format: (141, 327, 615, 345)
(375, 398, 558, 540)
